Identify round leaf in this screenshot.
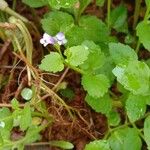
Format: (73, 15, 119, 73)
(39, 52, 64, 73)
(21, 88, 33, 101)
(85, 140, 111, 150)
(85, 94, 112, 114)
(65, 45, 89, 66)
(126, 94, 146, 122)
(82, 74, 110, 98)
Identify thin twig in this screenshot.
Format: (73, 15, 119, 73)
(0, 22, 16, 29)
(52, 67, 69, 91)
(0, 103, 25, 107)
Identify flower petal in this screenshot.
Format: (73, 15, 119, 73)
(56, 32, 65, 41)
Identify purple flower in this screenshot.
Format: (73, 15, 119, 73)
(55, 32, 67, 45)
(40, 32, 67, 47)
(40, 33, 55, 47)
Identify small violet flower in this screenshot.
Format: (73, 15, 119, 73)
(40, 32, 67, 47)
(40, 33, 55, 47)
(54, 32, 67, 45)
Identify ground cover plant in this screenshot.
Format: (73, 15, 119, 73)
(1, 0, 150, 149)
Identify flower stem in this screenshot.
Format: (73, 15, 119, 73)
(133, 0, 142, 29)
(107, 0, 111, 29)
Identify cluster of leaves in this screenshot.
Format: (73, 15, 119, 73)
(0, 99, 41, 149)
(2, 0, 150, 149)
(0, 98, 74, 150)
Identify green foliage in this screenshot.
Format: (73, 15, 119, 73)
(0, 100, 41, 149)
(20, 104, 32, 131)
(126, 94, 146, 122)
(48, 0, 78, 9)
(41, 11, 74, 35)
(96, 56, 115, 84)
(0, 108, 13, 140)
(136, 21, 150, 51)
(109, 42, 137, 65)
(113, 61, 150, 95)
(39, 52, 64, 73)
(110, 4, 128, 33)
(84, 140, 111, 150)
(67, 15, 109, 46)
(80, 41, 105, 73)
(59, 88, 75, 100)
(144, 116, 150, 149)
(22, 0, 48, 8)
(108, 127, 142, 150)
(65, 45, 89, 66)
(4, 0, 150, 149)
(85, 94, 112, 114)
(146, 0, 150, 9)
(82, 74, 110, 98)
(107, 110, 121, 126)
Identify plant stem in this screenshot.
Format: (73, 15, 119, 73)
(132, 123, 145, 140)
(12, 0, 17, 10)
(104, 123, 129, 139)
(4, 7, 28, 23)
(107, 0, 111, 29)
(144, 6, 150, 21)
(133, 0, 142, 29)
(135, 40, 141, 53)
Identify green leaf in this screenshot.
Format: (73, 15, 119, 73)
(84, 140, 111, 150)
(0, 132, 3, 145)
(110, 4, 128, 33)
(24, 125, 41, 144)
(77, 0, 91, 16)
(108, 127, 142, 150)
(96, 0, 106, 7)
(85, 94, 112, 114)
(65, 45, 89, 66)
(49, 140, 74, 149)
(20, 104, 32, 131)
(80, 41, 105, 72)
(136, 21, 150, 51)
(126, 94, 146, 122)
(109, 42, 137, 65)
(82, 74, 110, 98)
(0, 108, 13, 140)
(41, 11, 74, 35)
(144, 116, 150, 149)
(59, 88, 75, 100)
(39, 52, 64, 73)
(107, 110, 120, 126)
(146, 0, 150, 9)
(96, 56, 115, 84)
(67, 15, 109, 46)
(48, 0, 78, 9)
(22, 0, 48, 8)
(113, 61, 150, 95)
(21, 88, 33, 101)
(11, 98, 19, 110)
